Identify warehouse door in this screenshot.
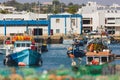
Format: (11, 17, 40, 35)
(33, 28, 43, 35)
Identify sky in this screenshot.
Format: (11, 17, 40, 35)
(1, 0, 120, 5)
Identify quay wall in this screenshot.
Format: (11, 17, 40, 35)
(1, 34, 120, 44)
(0, 35, 69, 44)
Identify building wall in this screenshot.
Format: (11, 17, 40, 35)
(49, 14, 82, 35)
(0, 26, 48, 36)
(6, 26, 26, 34)
(0, 27, 4, 35)
(50, 18, 65, 34)
(66, 17, 81, 34)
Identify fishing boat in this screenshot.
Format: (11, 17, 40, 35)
(67, 46, 85, 58)
(4, 36, 42, 66)
(85, 38, 114, 65)
(34, 37, 48, 52)
(66, 40, 86, 66)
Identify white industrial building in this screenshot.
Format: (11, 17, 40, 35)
(0, 12, 49, 36)
(0, 12, 82, 36)
(49, 13, 82, 36)
(78, 1, 120, 35)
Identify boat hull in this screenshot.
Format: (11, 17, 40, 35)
(5, 49, 42, 66)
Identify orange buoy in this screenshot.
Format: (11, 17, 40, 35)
(19, 36, 23, 40)
(18, 62, 26, 66)
(12, 37, 15, 43)
(69, 54, 74, 58)
(26, 36, 30, 40)
(29, 36, 32, 41)
(17, 36, 21, 40)
(14, 36, 18, 41)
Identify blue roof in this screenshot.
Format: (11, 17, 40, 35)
(49, 14, 82, 18)
(0, 20, 48, 26)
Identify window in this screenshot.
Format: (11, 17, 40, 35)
(16, 43, 20, 47)
(71, 19, 75, 26)
(21, 43, 25, 47)
(88, 57, 93, 62)
(56, 19, 60, 23)
(108, 23, 115, 24)
(107, 18, 115, 20)
(101, 57, 107, 62)
(56, 29, 60, 33)
(108, 31, 115, 34)
(26, 43, 30, 47)
(83, 20, 90, 24)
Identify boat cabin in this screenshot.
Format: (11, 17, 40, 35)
(13, 41, 32, 53)
(86, 51, 114, 65)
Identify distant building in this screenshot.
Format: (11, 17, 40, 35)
(78, 1, 120, 35)
(42, 2, 52, 6)
(0, 4, 16, 13)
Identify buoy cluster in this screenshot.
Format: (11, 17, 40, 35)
(12, 36, 33, 42)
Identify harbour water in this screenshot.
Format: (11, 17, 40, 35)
(0, 43, 120, 72)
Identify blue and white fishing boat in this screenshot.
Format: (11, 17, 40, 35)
(4, 36, 42, 66)
(66, 41, 86, 66)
